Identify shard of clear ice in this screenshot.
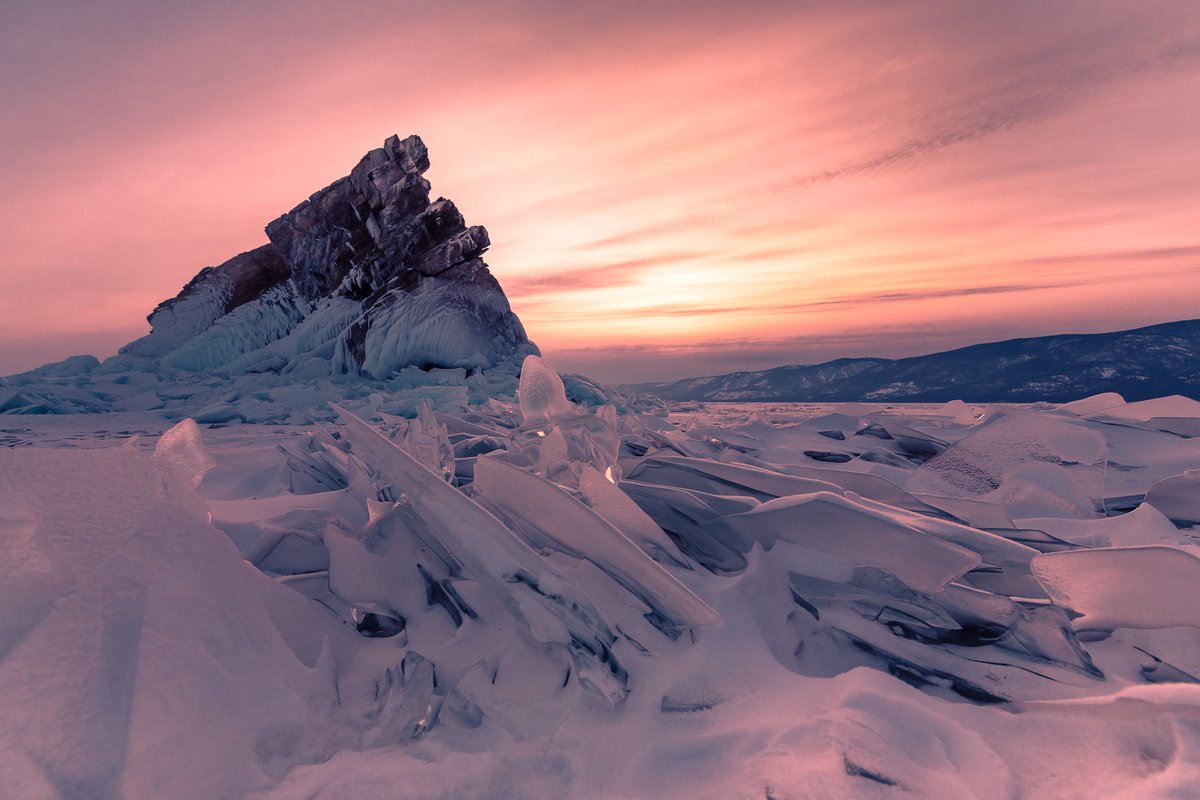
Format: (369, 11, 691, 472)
(518, 355, 577, 431)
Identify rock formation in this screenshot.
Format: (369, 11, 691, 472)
(121, 134, 533, 378)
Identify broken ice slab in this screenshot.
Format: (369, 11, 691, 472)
(1032, 546, 1200, 630)
(1084, 395, 1200, 437)
(620, 480, 754, 574)
(840, 495, 1044, 598)
(517, 355, 577, 430)
(320, 503, 466, 637)
(780, 563, 1101, 703)
(626, 455, 842, 501)
(508, 357, 623, 486)
(908, 411, 1108, 519)
(577, 466, 689, 568)
(1020, 503, 1191, 548)
(154, 418, 216, 487)
(472, 455, 721, 632)
(739, 459, 947, 518)
(1089, 395, 1200, 422)
(909, 493, 1015, 530)
(727, 492, 981, 593)
(873, 419, 949, 456)
(533, 407, 623, 485)
(1144, 470, 1200, 525)
(1056, 392, 1126, 417)
(331, 404, 629, 704)
(677, 422, 763, 453)
(278, 433, 352, 494)
(397, 399, 456, 485)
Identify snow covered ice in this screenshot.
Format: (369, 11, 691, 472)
(5, 367, 1200, 797)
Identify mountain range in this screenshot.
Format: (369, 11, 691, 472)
(629, 319, 1200, 403)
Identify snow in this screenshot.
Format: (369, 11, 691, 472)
(3, 360, 1200, 798)
(0, 433, 354, 799)
(1096, 394, 1200, 422)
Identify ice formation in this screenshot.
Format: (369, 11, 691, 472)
(4, 354, 1200, 797)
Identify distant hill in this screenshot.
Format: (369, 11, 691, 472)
(629, 319, 1200, 403)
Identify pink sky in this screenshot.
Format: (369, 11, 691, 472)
(2, 1, 1199, 382)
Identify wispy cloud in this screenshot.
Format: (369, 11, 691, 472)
(504, 251, 708, 295)
(764, 20, 1200, 194)
(528, 280, 1084, 322)
(1008, 245, 1200, 267)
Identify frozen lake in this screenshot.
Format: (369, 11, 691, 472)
(3, 376, 1200, 798)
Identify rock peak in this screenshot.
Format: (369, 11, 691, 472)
(120, 135, 534, 378)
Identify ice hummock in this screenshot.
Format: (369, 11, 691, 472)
(4, 357, 1200, 798)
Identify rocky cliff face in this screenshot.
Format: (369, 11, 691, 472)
(121, 134, 533, 378)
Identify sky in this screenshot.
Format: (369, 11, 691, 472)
(2, 0, 1199, 383)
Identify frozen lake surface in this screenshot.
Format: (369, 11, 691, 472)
(3, 370, 1200, 799)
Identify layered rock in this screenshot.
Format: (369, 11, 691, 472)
(121, 134, 533, 378)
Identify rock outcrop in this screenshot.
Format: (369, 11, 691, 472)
(121, 134, 533, 378)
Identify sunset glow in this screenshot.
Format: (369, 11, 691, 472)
(2, 1, 1199, 381)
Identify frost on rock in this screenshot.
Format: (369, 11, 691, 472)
(121, 245, 290, 360)
(348, 274, 530, 378)
(162, 283, 312, 372)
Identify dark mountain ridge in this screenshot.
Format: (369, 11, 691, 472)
(631, 319, 1200, 403)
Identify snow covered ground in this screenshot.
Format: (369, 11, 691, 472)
(3, 362, 1200, 799)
